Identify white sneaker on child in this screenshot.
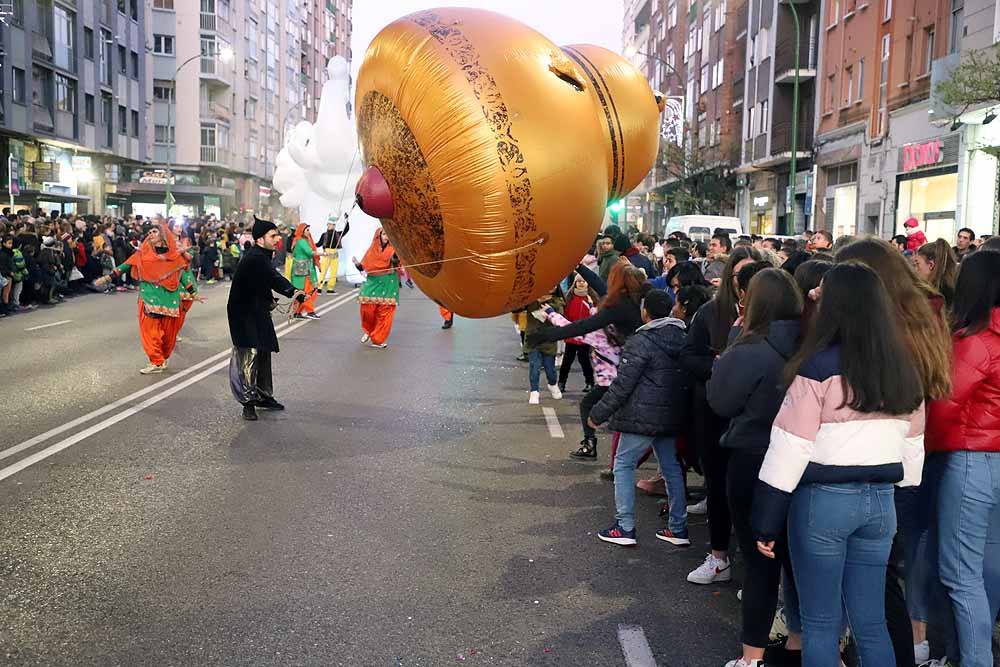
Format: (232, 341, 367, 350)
(687, 498, 708, 514)
(548, 384, 562, 400)
(528, 391, 540, 405)
(724, 659, 764, 667)
(688, 553, 732, 584)
(914, 641, 930, 664)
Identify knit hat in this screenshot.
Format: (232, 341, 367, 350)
(252, 215, 277, 240)
(903, 217, 919, 229)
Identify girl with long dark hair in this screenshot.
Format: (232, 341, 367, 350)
(914, 239, 959, 307)
(924, 250, 1000, 667)
(681, 245, 764, 584)
(753, 263, 925, 667)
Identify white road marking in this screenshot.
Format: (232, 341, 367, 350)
(0, 290, 357, 472)
(617, 625, 659, 667)
(541, 407, 564, 438)
(24, 320, 73, 332)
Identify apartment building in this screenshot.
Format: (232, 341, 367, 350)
(736, 0, 819, 236)
(132, 0, 351, 220)
(623, 0, 746, 235)
(0, 0, 148, 215)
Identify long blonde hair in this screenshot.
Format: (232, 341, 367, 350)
(836, 238, 952, 399)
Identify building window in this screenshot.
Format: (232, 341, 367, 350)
(244, 97, 256, 118)
(118, 45, 127, 73)
(924, 28, 935, 73)
(12, 68, 25, 104)
(117, 0, 126, 13)
(153, 0, 175, 8)
(700, 64, 709, 94)
(84, 93, 95, 123)
(118, 105, 127, 134)
(152, 80, 175, 102)
(129, 0, 138, 20)
(130, 51, 139, 78)
(100, 30, 112, 84)
(843, 65, 853, 105)
(10, 0, 22, 25)
(828, 0, 840, 26)
(698, 112, 707, 147)
(883, 0, 892, 21)
(857, 58, 864, 100)
(154, 124, 175, 144)
(716, 0, 726, 30)
(758, 100, 768, 135)
(55, 74, 76, 112)
(877, 35, 890, 135)
(84, 27, 94, 59)
(950, 0, 964, 53)
(667, 0, 677, 27)
(153, 34, 175, 55)
(130, 109, 139, 136)
(746, 105, 755, 140)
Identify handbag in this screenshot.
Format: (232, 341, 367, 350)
(292, 259, 311, 277)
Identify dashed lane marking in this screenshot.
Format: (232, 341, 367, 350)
(0, 290, 357, 476)
(617, 624, 659, 667)
(24, 319, 73, 332)
(541, 407, 564, 438)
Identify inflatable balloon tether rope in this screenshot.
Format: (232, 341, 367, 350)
(362, 233, 549, 277)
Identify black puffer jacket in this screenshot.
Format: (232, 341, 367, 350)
(590, 317, 691, 436)
(707, 319, 801, 454)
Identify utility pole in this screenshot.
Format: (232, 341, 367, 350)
(788, 1, 801, 234)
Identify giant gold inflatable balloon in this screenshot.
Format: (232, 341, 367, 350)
(355, 8, 662, 318)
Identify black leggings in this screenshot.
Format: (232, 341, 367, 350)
(559, 343, 594, 386)
(579, 385, 608, 439)
(694, 395, 731, 552)
(728, 452, 796, 648)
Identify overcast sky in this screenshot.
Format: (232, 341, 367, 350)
(350, 1, 625, 78)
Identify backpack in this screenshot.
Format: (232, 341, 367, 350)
(11, 249, 27, 282)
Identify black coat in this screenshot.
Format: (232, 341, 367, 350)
(589, 317, 691, 436)
(227, 245, 296, 352)
(707, 319, 801, 454)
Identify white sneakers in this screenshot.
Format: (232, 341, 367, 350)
(361, 333, 370, 343)
(139, 364, 165, 375)
(688, 553, 732, 584)
(724, 659, 763, 667)
(914, 641, 930, 664)
(548, 384, 562, 400)
(528, 391, 540, 405)
(687, 498, 708, 515)
(527, 386, 560, 404)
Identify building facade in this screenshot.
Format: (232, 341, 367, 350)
(130, 0, 351, 221)
(0, 0, 149, 216)
(623, 0, 745, 237)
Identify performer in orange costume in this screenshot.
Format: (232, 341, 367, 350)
(439, 306, 454, 330)
(289, 223, 321, 319)
(353, 228, 402, 349)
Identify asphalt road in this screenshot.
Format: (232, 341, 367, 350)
(0, 282, 742, 667)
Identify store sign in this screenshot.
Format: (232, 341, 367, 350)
(259, 186, 272, 198)
(71, 156, 92, 170)
(8, 157, 19, 196)
(30, 162, 60, 183)
(752, 194, 770, 209)
(901, 139, 944, 173)
(138, 170, 170, 184)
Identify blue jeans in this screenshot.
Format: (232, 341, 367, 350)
(934, 451, 1000, 667)
(613, 433, 686, 534)
(789, 483, 896, 667)
(527, 351, 557, 392)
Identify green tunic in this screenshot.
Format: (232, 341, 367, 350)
(358, 273, 399, 306)
(116, 262, 182, 317)
(290, 239, 319, 289)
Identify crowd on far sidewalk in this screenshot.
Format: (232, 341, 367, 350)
(0, 208, 329, 321)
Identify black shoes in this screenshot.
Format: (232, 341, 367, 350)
(242, 405, 258, 421)
(257, 398, 285, 411)
(442, 318, 454, 329)
(570, 437, 598, 460)
(558, 382, 567, 393)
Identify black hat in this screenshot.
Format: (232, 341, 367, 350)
(642, 289, 674, 320)
(252, 215, 277, 240)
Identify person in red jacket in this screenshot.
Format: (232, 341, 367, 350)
(925, 250, 1000, 667)
(904, 217, 928, 253)
(557, 273, 596, 393)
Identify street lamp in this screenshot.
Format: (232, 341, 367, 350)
(163, 46, 234, 214)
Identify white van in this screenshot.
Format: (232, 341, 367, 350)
(664, 215, 743, 242)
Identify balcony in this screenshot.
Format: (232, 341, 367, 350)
(754, 120, 812, 167)
(200, 99, 233, 121)
(775, 68, 817, 84)
(200, 57, 233, 88)
(200, 145, 232, 166)
(200, 12, 217, 31)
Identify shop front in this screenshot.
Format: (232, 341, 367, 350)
(956, 104, 1000, 238)
(1, 137, 93, 214)
(749, 190, 775, 235)
(894, 134, 960, 243)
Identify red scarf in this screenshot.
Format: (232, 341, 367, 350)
(360, 228, 396, 275)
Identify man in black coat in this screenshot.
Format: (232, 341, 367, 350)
(227, 216, 303, 421)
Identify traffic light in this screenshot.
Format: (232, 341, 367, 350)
(607, 199, 624, 224)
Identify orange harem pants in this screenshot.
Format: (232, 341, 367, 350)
(360, 303, 396, 345)
(439, 306, 453, 322)
(295, 276, 318, 315)
(138, 301, 182, 366)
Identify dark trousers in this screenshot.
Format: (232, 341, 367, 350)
(579, 385, 608, 439)
(728, 452, 797, 648)
(229, 347, 273, 405)
(695, 398, 731, 552)
(885, 515, 916, 667)
(559, 343, 594, 387)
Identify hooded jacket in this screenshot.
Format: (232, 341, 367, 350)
(926, 308, 1000, 453)
(589, 317, 691, 436)
(708, 319, 801, 454)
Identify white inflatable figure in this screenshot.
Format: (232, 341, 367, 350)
(273, 55, 380, 280)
